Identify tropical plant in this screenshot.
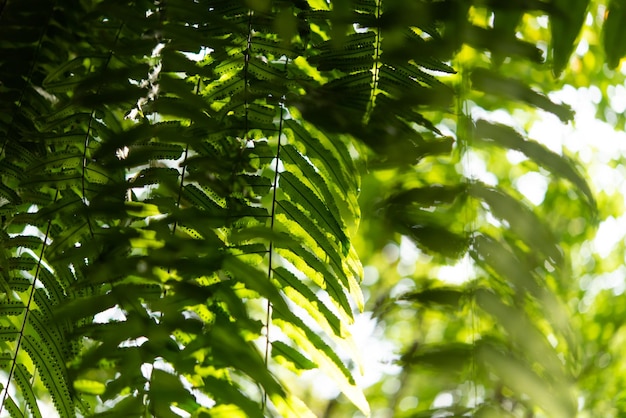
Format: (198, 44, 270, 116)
(0, 0, 623, 417)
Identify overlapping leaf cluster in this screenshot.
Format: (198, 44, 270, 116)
(0, 0, 365, 416)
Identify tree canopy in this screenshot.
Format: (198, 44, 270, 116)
(0, 0, 625, 417)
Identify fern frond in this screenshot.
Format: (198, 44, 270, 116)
(473, 119, 594, 209)
(471, 69, 574, 121)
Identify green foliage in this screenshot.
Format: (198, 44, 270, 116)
(0, 0, 621, 417)
(603, 0, 626, 69)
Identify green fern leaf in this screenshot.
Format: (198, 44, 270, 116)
(7, 236, 43, 250)
(0, 326, 19, 341)
(281, 144, 344, 231)
(149, 369, 198, 416)
(37, 269, 66, 306)
(469, 183, 562, 264)
(2, 393, 25, 418)
(271, 340, 317, 371)
(476, 340, 576, 418)
(147, 98, 213, 125)
(14, 364, 43, 418)
(475, 288, 568, 384)
(603, 0, 626, 68)
(273, 266, 344, 337)
(0, 301, 26, 316)
(550, 0, 590, 76)
(471, 234, 542, 298)
(250, 38, 299, 59)
(196, 377, 264, 418)
(276, 198, 344, 262)
(20, 172, 83, 190)
(247, 56, 288, 82)
(208, 313, 285, 398)
(400, 286, 468, 310)
(275, 240, 353, 321)
(401, 342, 473, 373)
(279, 171, 348, 251)
(284, 120, 354, 196)
(0, 184, 21, 205)
(271, 310, 369, 416)
(21, 335, 74, 417)
(471, 69, 574, 122)
(473, 120, 595, 209)
(465, 25, 544, 62)
(204, 75, 246, 101)
(8, 256, 37, 271)
(277, 201, 351, 316)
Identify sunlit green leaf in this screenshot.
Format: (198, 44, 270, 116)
(550, 0, 590, 76)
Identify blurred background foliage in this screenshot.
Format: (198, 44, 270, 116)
(297, 1, 626, 417)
